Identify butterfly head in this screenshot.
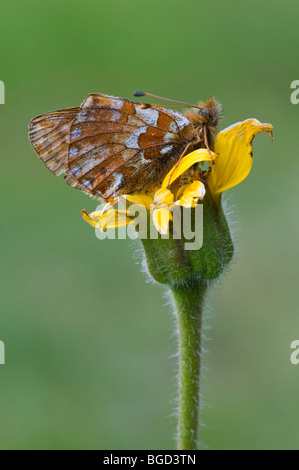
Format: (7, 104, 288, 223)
(196, 97, 222, 129)
(184, 97, 222, 155)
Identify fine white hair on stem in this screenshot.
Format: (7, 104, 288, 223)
(164, 285, 214, 448)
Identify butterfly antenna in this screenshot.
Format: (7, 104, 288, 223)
(133, 91, 201, 109)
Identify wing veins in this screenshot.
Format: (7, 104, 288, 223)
(69, 139, 176, 170)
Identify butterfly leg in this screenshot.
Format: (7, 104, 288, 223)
(101, 198, 119, 215)
(166, 142, 194, 189)
(203, 125, 215, 164)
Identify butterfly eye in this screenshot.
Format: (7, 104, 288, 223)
(198, 108, 210, 121)
(199, 108, 218, 127)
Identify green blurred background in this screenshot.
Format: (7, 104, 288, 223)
(0, 0, 298, 450)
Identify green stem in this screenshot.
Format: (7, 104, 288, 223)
(171, 282, 207, 450)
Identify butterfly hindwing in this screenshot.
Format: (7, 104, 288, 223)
(29, 108, 80, 176)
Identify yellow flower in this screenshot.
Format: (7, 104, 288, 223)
(82, 149, 209, 236)
(208, 119, 273, 194)
(82, 118, 273, 235)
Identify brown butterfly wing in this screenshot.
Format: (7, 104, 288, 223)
(29, 93, 193, 200)
(29, 107, 80, 176)
(66, 94, 193, 199)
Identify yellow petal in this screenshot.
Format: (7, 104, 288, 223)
(161, 149, 216, 189)
(99, 209, 132, 231)
(175, 180, 206, 207)
(208, 119, 273, 194)
(86, 199, 119, 221)
(81, 209, 99, 228)
(154, 188, 174, 206)
(123, 193, 153, 208)
(152, 207, 171, 235)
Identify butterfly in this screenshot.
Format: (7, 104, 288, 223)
(28, 92, 222, 201)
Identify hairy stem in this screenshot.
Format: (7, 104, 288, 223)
(171, 282, 207, 450)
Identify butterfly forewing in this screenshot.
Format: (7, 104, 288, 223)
(29, 93, 193, 200)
